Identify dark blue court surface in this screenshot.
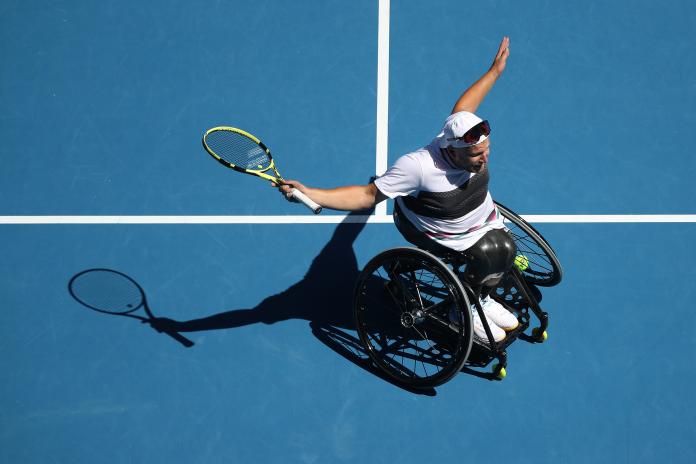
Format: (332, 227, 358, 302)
(2, 1, 696, 463)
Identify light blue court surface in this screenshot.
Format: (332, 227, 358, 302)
(2, 1, 696, 463)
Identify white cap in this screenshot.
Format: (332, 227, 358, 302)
(437, 111, 488, 148)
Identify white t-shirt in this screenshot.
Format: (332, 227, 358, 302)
(374, 141, 504, 251)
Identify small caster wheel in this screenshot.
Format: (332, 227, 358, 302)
(532, 328, 548, 342)
(493, 364, 506, 380)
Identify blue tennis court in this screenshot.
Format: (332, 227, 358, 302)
(2, 1, 696, 462)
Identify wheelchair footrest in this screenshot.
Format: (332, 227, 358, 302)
(467, 323, 525, 363)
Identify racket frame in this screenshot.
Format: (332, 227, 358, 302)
(202, 126, 322, 213)
(203, 127, 282, 181)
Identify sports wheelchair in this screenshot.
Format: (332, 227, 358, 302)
(353, 202, 562, 388)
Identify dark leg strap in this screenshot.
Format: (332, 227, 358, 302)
(393, 201, 460, 259)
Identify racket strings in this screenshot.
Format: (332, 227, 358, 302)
(205, 131, 272, 170)
(70, 271, 144, 314)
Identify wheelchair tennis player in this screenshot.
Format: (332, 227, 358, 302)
(279, 37, 518, 345)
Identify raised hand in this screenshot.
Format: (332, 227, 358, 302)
(490, 36, 510, 77)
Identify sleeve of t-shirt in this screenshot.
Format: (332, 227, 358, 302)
(373, 152, 422, 199)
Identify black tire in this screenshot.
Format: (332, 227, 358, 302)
(495, 201, 563, 287)
(353, 247, 473, 388)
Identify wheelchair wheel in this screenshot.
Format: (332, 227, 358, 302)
(353, 247, 473, 388)
(495, 201, 563, 287)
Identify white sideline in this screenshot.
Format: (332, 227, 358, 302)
(374, 0, 390, 217)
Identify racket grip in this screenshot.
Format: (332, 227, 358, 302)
(290, 188, 322, 214)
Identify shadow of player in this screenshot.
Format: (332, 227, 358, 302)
(150, 210, 436, 395)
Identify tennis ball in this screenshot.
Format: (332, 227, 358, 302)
(514, 254, 529, 271)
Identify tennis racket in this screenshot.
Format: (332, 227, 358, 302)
(68, 268, 194, 347)
(202, 126, 322, 214)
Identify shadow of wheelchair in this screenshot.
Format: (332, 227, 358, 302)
(309, 322, 437, 396)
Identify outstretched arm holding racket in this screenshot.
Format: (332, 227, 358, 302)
(202, 125, 384, 213)
(276, 180, 387, 211)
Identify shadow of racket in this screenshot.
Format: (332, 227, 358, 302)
(68, 268, 194, 347)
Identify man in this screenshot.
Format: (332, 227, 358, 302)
(278, 37, 517, 344)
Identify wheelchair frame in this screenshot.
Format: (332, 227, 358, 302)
(353, 202, 562, 388)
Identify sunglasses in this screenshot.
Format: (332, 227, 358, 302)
(447, 120, 491, 144)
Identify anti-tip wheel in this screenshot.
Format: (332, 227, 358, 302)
(493, 364, 507, 380)
(532, 328, 548, 342)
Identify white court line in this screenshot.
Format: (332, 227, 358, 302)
(522, 215, 696, 223)
(1, 215, 695, 224)
(0, 216, 389, 225)
(374, 0, 390, 218)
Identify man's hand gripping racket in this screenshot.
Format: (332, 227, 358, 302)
(202, 127, 322, 214)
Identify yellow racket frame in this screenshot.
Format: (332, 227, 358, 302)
(202, 126, 284, 183)
(201, 126, 323, 214)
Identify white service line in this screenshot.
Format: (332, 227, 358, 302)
(1, 215, 696, 224)
(374, 0, 390, 218)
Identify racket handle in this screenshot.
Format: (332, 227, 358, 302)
(290, 188, 322, 214)
(163, 329, 195, 347)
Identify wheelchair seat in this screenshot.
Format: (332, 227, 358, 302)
(394, 201, 518, 288)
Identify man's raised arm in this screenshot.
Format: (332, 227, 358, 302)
(451, 36, 511, 115)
